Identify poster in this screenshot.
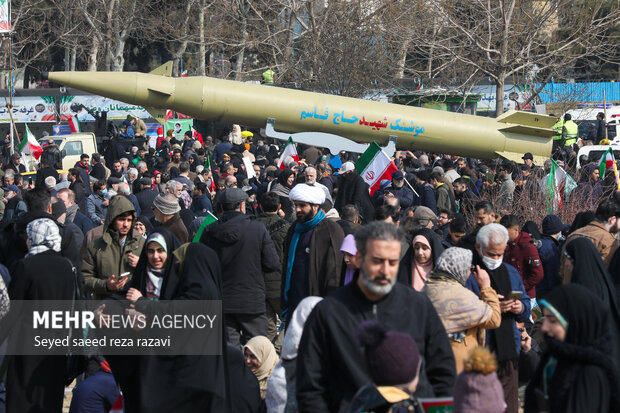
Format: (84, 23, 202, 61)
(165, 119, 194, 141)
(0, 96, 56, 123)
(0, 0, 10, 33)
(472, 84, 532, 112)
(58, 95, 151, 121)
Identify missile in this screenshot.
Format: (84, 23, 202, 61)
(43, 62, 555, 162)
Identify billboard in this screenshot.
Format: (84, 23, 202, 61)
(0, 96, 56, 123)
(0, 0, 10, 33)
(59, 95, 151, 121)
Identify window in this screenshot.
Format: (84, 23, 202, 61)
(64, 141, 83, 156)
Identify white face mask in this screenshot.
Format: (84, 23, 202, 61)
(480, 248, 502, 270)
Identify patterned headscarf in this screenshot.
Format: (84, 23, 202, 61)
(433, 247, 473, 286)
(26, 218, 62, 257)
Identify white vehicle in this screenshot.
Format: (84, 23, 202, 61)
(566, 107, 619, 141)
(576, 145, 620, 170)
(38, 132, 98, 170)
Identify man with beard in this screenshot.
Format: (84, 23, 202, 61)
(296, 222, 455, 412)
(452, 177, 477, 217)
(389, 170, 414, 210)
(457, 200, 497, 251)
(82, 196, 144, 299)
(465, 223, 530, 413)
(281, 183, 344, 326)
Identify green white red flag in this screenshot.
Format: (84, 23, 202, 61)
(546, 159, 577, 212)
(355, 142, 398, 195)
(277, 137, 299, 170)
(18, 124, 43, 161)
(68, 115, 81, 133)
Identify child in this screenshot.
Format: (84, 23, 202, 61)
(349, 321, 424, 413)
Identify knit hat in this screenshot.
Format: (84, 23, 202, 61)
(153, 194, 181, 215)
(453, 347, 505, 412)
(357, 321, 421, 386)
(289, 183, 326, 205)
(542, 214, 563, 235)
(51, 200, 66, 220)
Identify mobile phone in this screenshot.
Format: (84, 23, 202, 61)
(28, 177, 33, 186)
(506, 291, 522, 300)
(119, 272, 130, 278)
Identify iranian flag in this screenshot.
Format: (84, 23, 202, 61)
(18, 124, 43, 161)
(598, 147, 615, 179)
(355, 142, 398, 195)
(546, 159, 577, 212)
(277, 137, 299, 170)
(165, 110, 173, 122)
(192, 211, 218, 243)
(68, 115, 81, 133)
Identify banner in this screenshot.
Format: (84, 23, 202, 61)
(165, 118, 194, 141)
(0, 0, 10, 33)
(0, 96, 56, 123)
(59, 95, 151, 121)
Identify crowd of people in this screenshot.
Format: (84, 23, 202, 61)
(0, 122, 618, 413)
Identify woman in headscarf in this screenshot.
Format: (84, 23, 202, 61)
(266, 296, 323, 413)
(568, 210, 595, 234)
(425, 247, 501, 373)
(340, 234, 359, 286)
(564, 237, 620, 365)
(134, 215, 153, 239)
(525, 284, 619, 413)
(243, 336, 279, 399)
(0, 218, 75, 412)
(269, 169, 296, 222)
(397, 228, 445, 291)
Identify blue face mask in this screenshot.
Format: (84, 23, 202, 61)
(101, 188, 108, 196)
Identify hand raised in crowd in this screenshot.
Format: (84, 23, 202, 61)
(102, 198, 110, 207)
(473, 265, 491, 288)
(520, 327, 532, 352)
(126, 287, 143, 303)
(127, 252, 139, 268)
(106, 274, 128, 291)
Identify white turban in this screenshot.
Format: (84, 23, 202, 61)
(289, 183, 326, 205)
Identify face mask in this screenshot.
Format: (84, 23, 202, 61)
(101, 188, 108, 196)
(480, 248, 502, 270)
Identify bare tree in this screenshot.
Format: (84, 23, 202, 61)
(403, 0, 620, 116)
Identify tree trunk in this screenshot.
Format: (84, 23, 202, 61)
(64, 48, 70, 71)
(495, 77, 505, 117)
(235, 16, 248, 80)
(70, 45, 77, 71)
(199, 1, 206, 76)
(87, 37, 99, 71)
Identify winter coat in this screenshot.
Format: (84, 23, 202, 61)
(281, 218, 345, 308)
(503, 231, 544, 298)
(435, 183, 454, 214)
(413, 183, 437, 214)
(256, 213, 291, 313)
(296, 282, 456, 413)
(70, 180, 88, 212)
(86, 193, 108, 225)
(391, 183, 414, 209)
(334, 172, 375, 224)
(82, 197, 145, 298)
(160, 214, 189, 244)
(536, 236, 561, 298)
(133, 187, 158, 221)
(560, 220, 619, 282)
(426, 280, 501, 373)
(350, 385, 425, 413)
(0, 250, 75, 413)
(200, 211, 280, 314)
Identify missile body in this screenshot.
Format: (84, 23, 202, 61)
(44, 67, 555, 160)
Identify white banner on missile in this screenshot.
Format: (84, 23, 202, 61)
(59, 95, 151, 121)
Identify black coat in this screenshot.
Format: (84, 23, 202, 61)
(0, 250, 75, 413)
(334, 172, 375, 224)
(525, 285, 619, 413)
(200, 211, 279, 314)
(134, 188, 159, 221)
(70, 180, 88, 213)
(296, 282, 456, 413)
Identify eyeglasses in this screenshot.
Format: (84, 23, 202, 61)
(518, 328, 526, 333)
